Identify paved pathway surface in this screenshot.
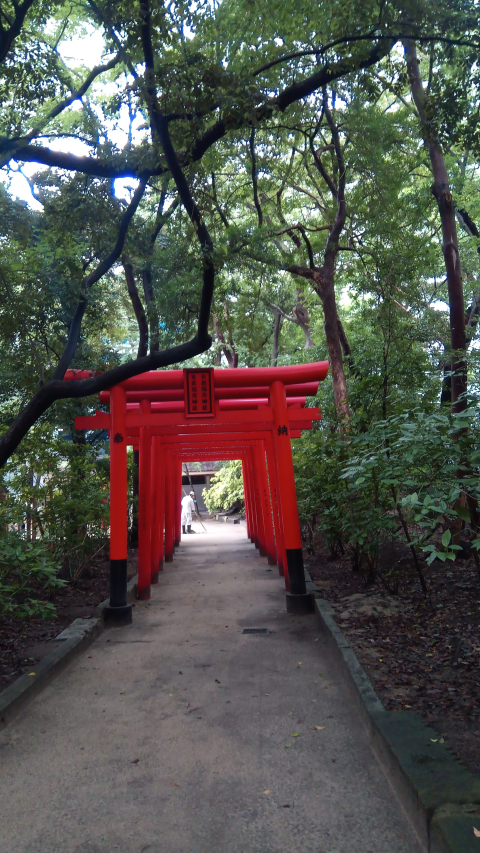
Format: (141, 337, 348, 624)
(0, 522, 424, 853)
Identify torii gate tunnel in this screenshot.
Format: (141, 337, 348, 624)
(70, 361, 329, 625)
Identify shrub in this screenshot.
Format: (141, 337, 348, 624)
(203, 461, 244, 512)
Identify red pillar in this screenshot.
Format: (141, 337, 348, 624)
(164, 451, 174, 562)
(265, 432, 286, 581)
(256, 442, 276, 565)
(246, 452, 260, 549)
(243, 457, 255, 543)
(106, 384, 132, 625)
(137, 400, 152, 600)
(150, 436, 163, 583)
(157, 440, 166, 573)
(270, 380, 310, 612)
(175, 458, 182, 547)
(242, 459, 252, 541)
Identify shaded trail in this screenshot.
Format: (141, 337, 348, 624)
(0, 522, 423, 853)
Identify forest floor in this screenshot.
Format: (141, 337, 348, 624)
(307, 537, 480, 777)
(0, 548, 138, 692)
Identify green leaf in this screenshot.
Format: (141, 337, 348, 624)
(442, 530, 452, 547)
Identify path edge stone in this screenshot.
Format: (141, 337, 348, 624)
(311, 586, 480, 853)
(0, 575, 138, 732)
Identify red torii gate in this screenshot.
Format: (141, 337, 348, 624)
(70, 361, 329, 625)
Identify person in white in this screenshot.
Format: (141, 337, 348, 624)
(181, 491, 196, 534)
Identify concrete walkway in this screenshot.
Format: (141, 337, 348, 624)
(0, 522, 423, 853)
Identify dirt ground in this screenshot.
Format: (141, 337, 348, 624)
(306, 537, 480, 777)
(0, 548, 138, 692)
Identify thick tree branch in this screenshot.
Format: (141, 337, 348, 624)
(52, 177, 148, 380)
(11, 40, 394, 182)
(0, 338, 211, 468)
(249, 128, 263, 227)
(0, 53, 121, 167)
(138, 0, 214, 345)
(0, 0, 35, 64)
(123, 254, 149, 358)
(253, 32, 479, 77)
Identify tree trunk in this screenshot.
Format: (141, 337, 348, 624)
(293, 291, 315, 348)
(122, 255, 149, 358)
(142, 266, 160, 354)
(271, 309, 282, 366)
(404, 40, 467, 413)
(317, 273, 350, 420)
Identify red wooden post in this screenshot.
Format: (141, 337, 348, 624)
(270, 380, 311, 613)
(256, 442, 276, 565)
(247, 450, 262, 550)
(241, 460, 252, 541)
(150, 435, 162, 583)
(174, 458, 182, 546)
(265, 432, 286, 581)
(138, 400, 152, 600)
(105, 384, 132, 625)
(164, 451, 174, 562)
(157, 440, 166, 573)
(248, 446, 260, 548)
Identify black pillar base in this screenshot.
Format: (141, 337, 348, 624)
(104, 604, 133, 626)
(286, 548, 307, 595)
(285, 592, 313, 615)
(165, 552, 173, 562)
(151, 571, 159, 584)
(268, 556, 277, 566)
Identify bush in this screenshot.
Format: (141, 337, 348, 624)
(0, 527, 65, 618)
(0, 422, 110, 618)
(203, 461, 245, 512)
(294, 405, 480, 589)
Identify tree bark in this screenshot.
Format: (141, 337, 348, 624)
(271, 309, 283, 366)
(314, 269, 350, 420)
(122, 255, 148, 358)
(404, 40, 467, 413)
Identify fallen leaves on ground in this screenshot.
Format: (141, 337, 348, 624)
(308, 538, 480, 776)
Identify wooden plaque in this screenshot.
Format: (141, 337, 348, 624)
(183, 368, 215, 418)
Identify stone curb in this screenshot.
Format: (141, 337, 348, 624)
(311, 586, 480, 853)
(0, 575, 138, 732)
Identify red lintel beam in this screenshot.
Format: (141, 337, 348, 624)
(113, 362, 328, 392)
(123, 397, 307, 413)
(98, 382, 320, 404)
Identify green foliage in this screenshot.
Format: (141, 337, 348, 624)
(0, 421, 110, 616)
(203, 461, 244, 513)
(295, 405, 480, 586)
(0, 526, 65, 619)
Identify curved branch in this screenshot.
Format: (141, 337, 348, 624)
(123, 255, 148, 358)
(249, 128, 263, 226)
(0, 0, 35, 65)
(0, 336, 211, 468)
(0, 53, 121, 167)
(52, 177, 148, 380)
(12, 40, 394, 181)
(253, 32, 479, 77)
(138, 0, 214, 343)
